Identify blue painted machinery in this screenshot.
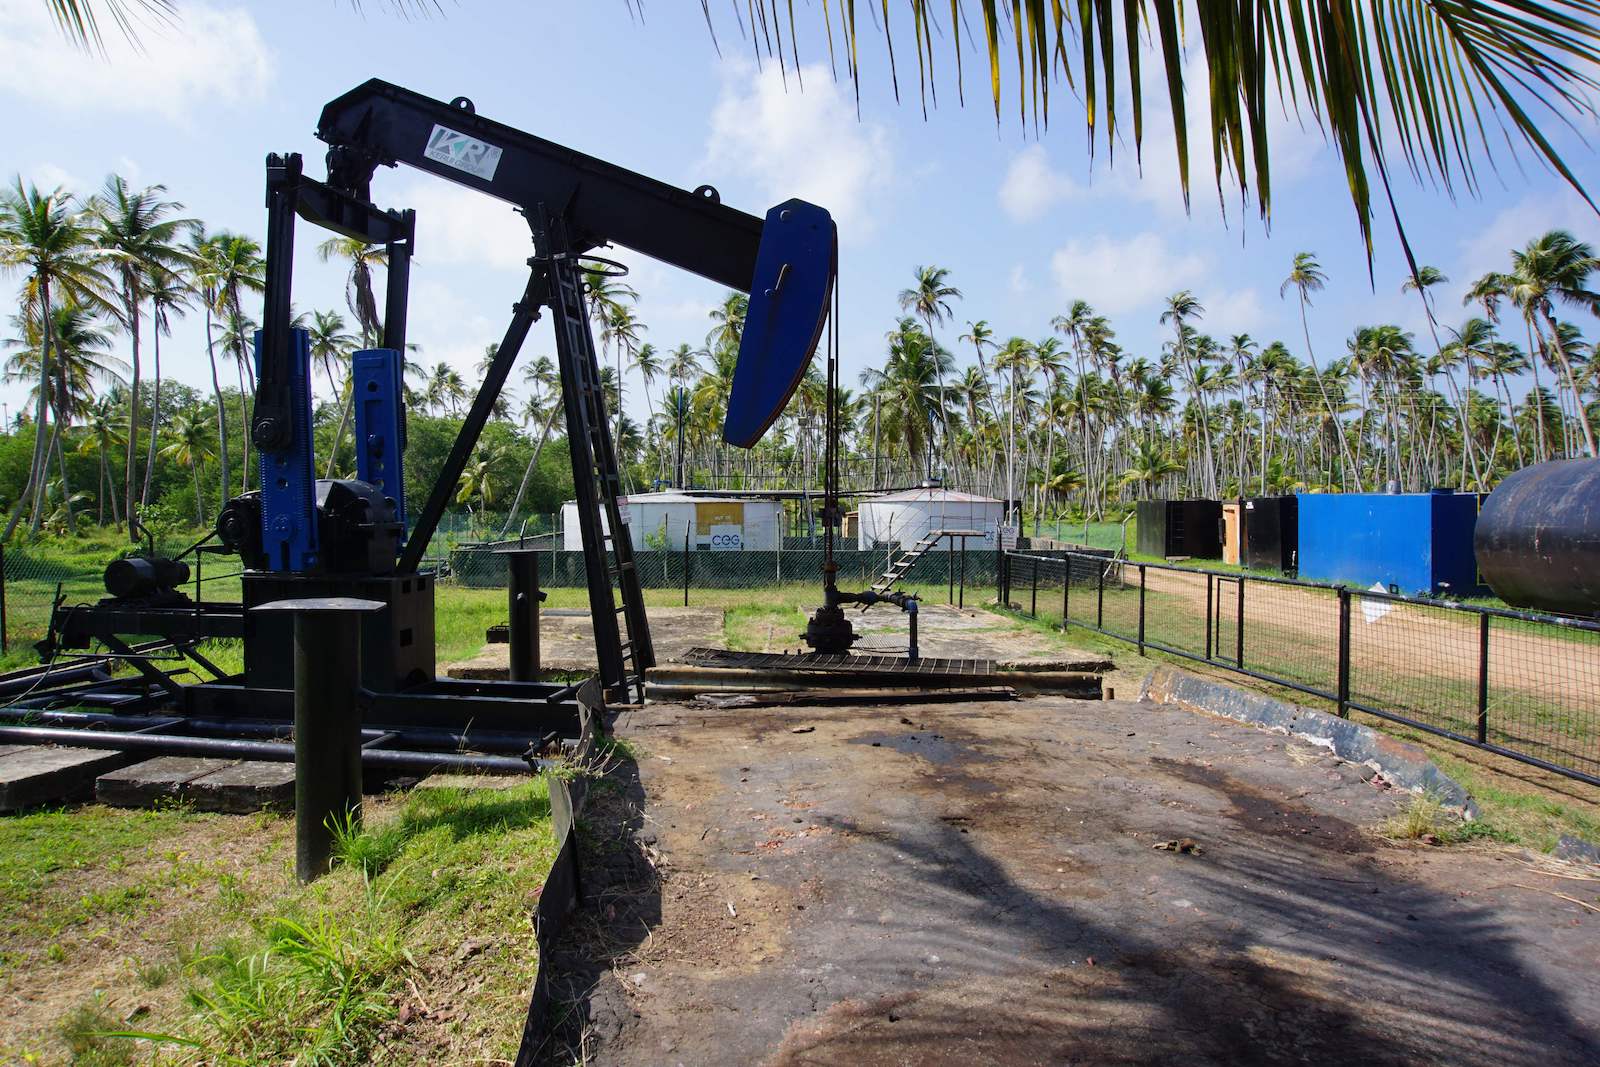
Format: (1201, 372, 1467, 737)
(22, 77, 838, 721)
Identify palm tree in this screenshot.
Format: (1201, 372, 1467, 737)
(898, 265, 961, 474)
(689, 3, 1600, 257)
(502, 355, 561, 536)
(88, 175, 195, 536)
(0, 179, 115, 536)
(1120, 439, 1183, 500)
(424, 361, 467, 416)
(1281, 253, 1360, 490)
(159, 410, 217, 524)
(4, 303, 126, 532)
(140, 266, 189, 509)
(1503, 230, 1599, 455)
(456, 446, 505, 514)
(1160, 291, 1218, 496)
(317, 237, 386, 476)
(307, 309, 356, 403)
(76, 395, 125, 525)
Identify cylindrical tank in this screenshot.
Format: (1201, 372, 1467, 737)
(104, 556, 190, 599)
(1474, 459, 1600, 616)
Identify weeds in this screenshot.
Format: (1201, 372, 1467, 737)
(58, 998, 134, 1066)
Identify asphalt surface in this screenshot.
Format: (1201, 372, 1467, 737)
(543, 694, 1600, 1066)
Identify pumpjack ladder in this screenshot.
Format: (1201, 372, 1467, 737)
(541, 216, 654, 703)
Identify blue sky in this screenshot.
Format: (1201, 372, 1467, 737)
(2, 1, 1596, 430)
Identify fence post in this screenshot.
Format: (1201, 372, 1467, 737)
(948, 536, 955, 605)
(1336, 587, 1351, 718)
(1096, 558, 1105, 629)
(1476, 613, 1490, 744)
(958, 536, 967, 609)
(1030, 556, 1038, 617)
(1137, 564, 1147, 655)
(1235, 576, 1245, 667)
(1061, 553, 1071, 631)
(682, 521, 691, 607)
(1205, 574, 1214, 660)
(0, 543, 7, 654)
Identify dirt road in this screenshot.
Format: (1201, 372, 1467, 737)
(542, 694, 1600, 1066)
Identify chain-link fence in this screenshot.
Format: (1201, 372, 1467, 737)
(1000, 550, 1600, 787)
(445, 541, 1006, 611)
(0, 538, 247, 658)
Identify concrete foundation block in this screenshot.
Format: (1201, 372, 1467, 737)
(0, 746, 132, 812)
(185, 761, 296, 814)
(97, 756, 237, 809)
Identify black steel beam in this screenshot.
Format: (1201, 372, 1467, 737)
(316, 79, 763, 291)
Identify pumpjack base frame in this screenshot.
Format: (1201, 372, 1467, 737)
(6, 577, 598, 770)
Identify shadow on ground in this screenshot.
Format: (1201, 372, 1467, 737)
(541, 697, 1600, 1066)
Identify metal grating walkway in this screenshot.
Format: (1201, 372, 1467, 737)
(681, 648, 996, 675)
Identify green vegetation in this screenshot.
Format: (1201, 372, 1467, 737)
(1, 779, 559, 1064)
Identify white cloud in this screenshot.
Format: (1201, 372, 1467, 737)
(399, 181, 535, 274)
(1049, 231, 1210, 314)
(0, 3, 272, 122)
(999, 145, 1077, 222)
(1199, 287, 1267, 336)
(1008, 47, 1326, 224)
(26, 163, 87, 194)
(1457, 190, 1595, 283)
(703, 61, 894, 239)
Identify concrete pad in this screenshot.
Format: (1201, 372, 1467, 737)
(551, 697, 1600, 1066)
(0, 746, 132, 812)
(185, 761, 295, 814)
(96, 756, 237, 809)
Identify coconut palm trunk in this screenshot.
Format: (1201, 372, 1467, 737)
(501, 402, 561, 537)
(141, 325, 162, 509)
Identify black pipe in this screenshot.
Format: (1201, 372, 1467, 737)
(507, 549, 545, 682)
(0, 707, 548, 754)
(0, 724, 546, 774)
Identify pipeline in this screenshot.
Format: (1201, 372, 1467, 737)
(0, 724, 550, 775)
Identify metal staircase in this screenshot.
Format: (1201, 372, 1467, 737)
(545, 239, 654, 703)
(861, 531, 943, 606)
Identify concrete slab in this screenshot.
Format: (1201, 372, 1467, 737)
(548, 696, 1600, 1066)
(446, 606, 724, 678)
(96, 756, 237, 809)
(185, 761, 295, 814)
(0, 746, 132, 812)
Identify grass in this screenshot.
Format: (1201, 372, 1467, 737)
(0, 779, 561, 1064)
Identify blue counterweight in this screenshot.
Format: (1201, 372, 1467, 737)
(255, 326, 320, 571)
(352, 348, 407, 542)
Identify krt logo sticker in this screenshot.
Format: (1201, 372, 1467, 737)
(424, 125, 503, 180)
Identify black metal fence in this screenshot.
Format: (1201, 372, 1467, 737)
(447, 543, 1014, 609)
(1000, 550, 1600, 788)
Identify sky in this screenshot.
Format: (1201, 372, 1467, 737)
(2, 1, 1597, 433)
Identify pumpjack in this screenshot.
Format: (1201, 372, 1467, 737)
(0, 80, 836, 761)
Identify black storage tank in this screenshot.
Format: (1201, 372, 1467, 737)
(1242, 496, 1299, 574)
(1474, 459, 1600, 616)
(1136, 499, 1223, 559)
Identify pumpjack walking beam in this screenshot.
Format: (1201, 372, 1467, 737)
(290, 79, 834, 700)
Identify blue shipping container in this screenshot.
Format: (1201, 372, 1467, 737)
(1297, 491, 1483, 596)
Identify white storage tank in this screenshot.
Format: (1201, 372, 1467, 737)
(561, 492, 783, 551)
(857, 488, 1004, 550)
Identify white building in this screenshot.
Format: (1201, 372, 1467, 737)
(560, 491, 783, 551)
(857, 488, 1005, 551)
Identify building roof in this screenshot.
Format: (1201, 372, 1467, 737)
(864, 488, 1003, 505)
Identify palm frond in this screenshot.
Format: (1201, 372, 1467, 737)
(711, 1, 1600, 252)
